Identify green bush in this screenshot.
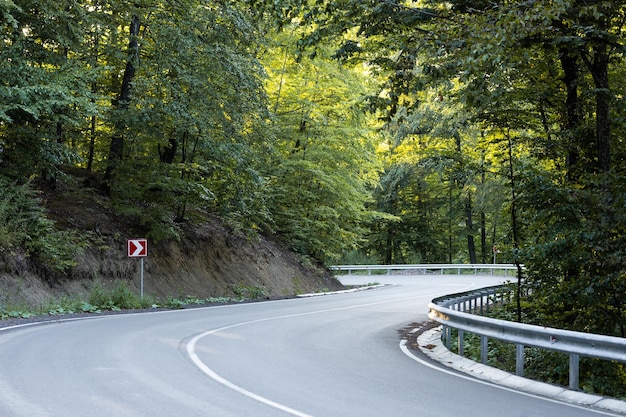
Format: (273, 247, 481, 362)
(0, 177, 86, 272)
(88, 282, 153, 311)
(228, 284, 268, 300)
(88, 284, 112, 309)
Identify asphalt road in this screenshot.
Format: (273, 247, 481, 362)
(0, 274, 620, 417)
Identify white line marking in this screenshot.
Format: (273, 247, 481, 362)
(187, 330, 314, 417)
(399, 338, 622, 416)
(0, 280, 486, 416)
(185, 293, 432, 417)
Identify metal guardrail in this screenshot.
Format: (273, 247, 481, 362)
(330, 263, 519, 276)
(428, 285, 626, 390)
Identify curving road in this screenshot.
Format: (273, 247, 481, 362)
(0, 275, 620, 417)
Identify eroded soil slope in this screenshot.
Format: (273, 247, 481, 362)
(0, 172, 343, 307)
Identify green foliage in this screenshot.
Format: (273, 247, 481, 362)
(0, 0, 384, 267)
(0, 309, 35, 320)
(579, 359, 626, 400)
(228, 283, 268, 300)
(163, 295, 239, 309)
(0, 0, 94, 180)
(1, 284, 243, 321)
(455, 300, 626, 399)
(0, 177, 86, 272)
(99, 1, 275, 238)
(519, 175, 626, 337)
(164, 296, 188, 310)
(262, 27, 380, 263)
(109, 281, 142, 310)
(43, 295, 105, 315)
(88, 282, 153, 311)
(295, 0, 626, 344)
(1, 0, 625, 353)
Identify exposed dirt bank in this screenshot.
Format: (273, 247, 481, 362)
(0, 172, 343, 309)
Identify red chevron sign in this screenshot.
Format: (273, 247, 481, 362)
(127, 239, 148, 257)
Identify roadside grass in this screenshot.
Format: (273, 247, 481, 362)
(0, 283, 269, 321)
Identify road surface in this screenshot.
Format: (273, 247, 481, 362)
(0, 274, 620, 417)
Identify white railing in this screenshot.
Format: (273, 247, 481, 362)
(330, 263, 520, 276)
(429, 285, 626, 390)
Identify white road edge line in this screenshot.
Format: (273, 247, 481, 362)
(399, 339, 623, 417)
(0, 279, 489, 417)
(184, 292, 435, 417)
(187, 327, 314, 417)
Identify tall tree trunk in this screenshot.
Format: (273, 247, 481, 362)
(558, 47, 585, 309)
(465, 191, 477, 264)
(480, 210, 486, 263)
(87, 32, 99, 172)
(448, 185, 453, 263)
(506, 131, 523, 323)
(385, 232, 393, 264)
(559, 48, 582, 180)
(105, 15, 140, 186)
(590, 41, 611, 173)
(88, 111, 96, 172)
(480, 160, 487, 263)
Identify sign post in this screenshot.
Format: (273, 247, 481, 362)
(493, 245, 501, 264)
(128, 239, 148, 298)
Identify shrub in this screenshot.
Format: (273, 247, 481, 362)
(0, 177, 86, 272)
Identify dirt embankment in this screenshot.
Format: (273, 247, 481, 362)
(0, 175, 343, 308)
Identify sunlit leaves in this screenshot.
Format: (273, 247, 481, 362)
(96, 1, 275, 236)
(262, 26, 379, 263)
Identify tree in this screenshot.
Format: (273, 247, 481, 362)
(0, 0, 96, 182)
(96, 0, 275, 237)
(296, 0, 626, 339)
(262, 26, 380, 263)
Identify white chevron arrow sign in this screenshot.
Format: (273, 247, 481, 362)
(127, 239, 148, 257)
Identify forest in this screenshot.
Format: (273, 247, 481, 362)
(1, 0, 625, 348)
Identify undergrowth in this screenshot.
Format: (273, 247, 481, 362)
(0, 179, 88, 273)
(447, 303, 626, 400)
(0, 282, 269, 321)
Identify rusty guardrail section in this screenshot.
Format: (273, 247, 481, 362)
(428, 285, 626, 390)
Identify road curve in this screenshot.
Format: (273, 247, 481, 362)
(0, 274, 619, 417)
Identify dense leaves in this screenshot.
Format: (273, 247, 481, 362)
(262, 28, 379, 262)
(0, 0, 378, 268)
(2, 0, 626, 359)
(295, 0, 626, 339)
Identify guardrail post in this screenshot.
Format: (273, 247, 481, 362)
(428, 278, 626, 397)
(569, 354, 580, 391)
(481, 335, 488, 364)
(515, 344, 525, 376)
